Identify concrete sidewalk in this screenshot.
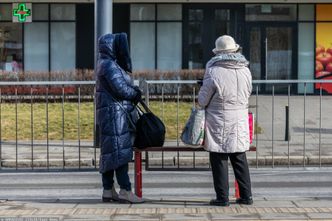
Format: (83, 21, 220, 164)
(1, 197, 332, 220)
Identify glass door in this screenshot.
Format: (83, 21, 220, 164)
(246, 24, 297, 93)
(183, 4, 244, 69)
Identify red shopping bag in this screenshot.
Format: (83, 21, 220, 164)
(249, 112, 254, 144)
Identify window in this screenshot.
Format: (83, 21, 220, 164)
(188, 9, 203, 69)
(0, 23, 23, 73)
(130, 4, 155, 70)
(245, 4, 297, 21)
(157, 4, 182, 70)
(130, 4, 182, 71)
(32, 4, 49, 21)
(51, 23, 75, 71)
(24, 23, 49, 71)
(157, 23, 182, 70)
(298, 23, 314, 93)
(298, 4, 314, 21)
(51, 4, 75, 20)
(157, 4, 181, 20)
(23, 4, 76, 72)
(130, 4, 155, 21)
(298, 4, 315, 93)
(0, 4, 12, 21)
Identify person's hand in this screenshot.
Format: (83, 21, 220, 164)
(133, 86, 142, 105)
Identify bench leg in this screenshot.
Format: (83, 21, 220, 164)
(234, 179, 240, 199)
(134, 151, 142, 197)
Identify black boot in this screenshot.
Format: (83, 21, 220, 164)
(235, 197, 253, 205)
(209, 199, 230, 207)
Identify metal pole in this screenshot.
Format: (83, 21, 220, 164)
(319, 84, 322, 167)
(93, 86, 97, 169)
(287, 84, 290, 168)
(177, 86, 180, 169)
(193, 87, 196, 168)
(95, 0, 112, 170)
(15, 87, 18, 170)
(303, 83, 306, 167)
(78, 86, 81, 170)
(272, 85, 274, 168)
(285, 106, 289, 141)
(30, 87, 34, 169)
(255, 85, 259, 168)
(95, 0, 113, 69)
(62, 86, 65, 169)
(161, 85, 164, 169)
(145, 83, 149, 170)
(46, 87, 49, 170)
(0, 88, 2, 170)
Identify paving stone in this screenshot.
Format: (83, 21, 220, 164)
(294, 199, 332, 208)
(64, 216, 111, 221)
(74, 208, 116, 216)
(0, 209, 35, 216)
(26, 202, 77, 209)
(264, 197, 315, 201)
(317, 207, 332, 213)
(18, 216, 63, 221)
(34, 208, 75, 215)
(162, 213, 209, 221)
(58, 199, 102, 204)
(0, 204, 20, 210)
(115, 208, 158, 215)
(210, 213, 260, 220)
(131, 202, 184, 208)
(245, 200, 296, 208)
(307, 212, 332, 219)
(112, 214, 160, 221)
(75, 203, 130, 209)
(259, 212, 308, 220)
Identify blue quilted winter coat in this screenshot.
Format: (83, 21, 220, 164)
(96, 33, 139, 173)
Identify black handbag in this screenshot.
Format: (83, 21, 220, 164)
(134, 100, 166, 149)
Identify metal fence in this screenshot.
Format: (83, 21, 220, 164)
(0, 80, 332, 171)
(144, 80, 332, 170)
(0, 81, 96, 171)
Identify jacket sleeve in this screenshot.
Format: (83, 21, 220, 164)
(198, 69, 217, 107)
(247, 68, 253, 97)
(103, 62, 138, 101)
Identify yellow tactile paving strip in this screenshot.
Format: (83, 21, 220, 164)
(0, 207, 331, 216)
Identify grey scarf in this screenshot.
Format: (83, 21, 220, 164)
(206, 53, 249, 69)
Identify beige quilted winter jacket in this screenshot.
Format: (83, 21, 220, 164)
(198, 53, 252, 153)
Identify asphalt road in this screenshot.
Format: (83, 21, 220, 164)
(0, 168, 332, 201)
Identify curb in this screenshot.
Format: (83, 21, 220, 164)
(1, 156, 332, 168)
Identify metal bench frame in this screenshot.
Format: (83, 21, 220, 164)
(134, 146, 256, 198)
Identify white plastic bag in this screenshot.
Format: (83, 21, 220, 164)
(181, 107, 205, 147)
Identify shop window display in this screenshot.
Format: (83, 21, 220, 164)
(315, 4, 332, 93)
(0, 23, 22, 76)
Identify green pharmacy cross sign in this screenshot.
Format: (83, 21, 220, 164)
(12, 3, 32, 23)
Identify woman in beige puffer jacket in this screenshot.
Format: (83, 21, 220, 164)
(198, 35, 253, 207)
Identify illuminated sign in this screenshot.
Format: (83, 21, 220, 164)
(12, 3, 32, 23)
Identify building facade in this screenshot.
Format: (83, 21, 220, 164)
(0, 1, 331, 93)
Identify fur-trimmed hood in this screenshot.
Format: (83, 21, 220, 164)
(206, 52, 249, 69)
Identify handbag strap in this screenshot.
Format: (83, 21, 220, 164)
(108, 93, 137, 128)
(138, 99, 151, 113)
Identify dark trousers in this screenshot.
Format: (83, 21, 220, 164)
(210, 152, 252, 201)
(102, 163, 131, 191)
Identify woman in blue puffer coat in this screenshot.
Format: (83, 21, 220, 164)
(96, 33, 144, 204)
